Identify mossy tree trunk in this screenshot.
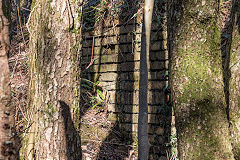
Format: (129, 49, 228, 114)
(22, 0, 83, 159)
(0, 0, 16, 159)
(229, 0, 240, 158)
(168, 0, 234, 159)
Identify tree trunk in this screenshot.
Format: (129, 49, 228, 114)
(229, 0, 240, 158)
(168, 0, 234, 159)
(21, 0, 82, 159)
(0, 0, 16, 159)
(138, 0, 154, 159)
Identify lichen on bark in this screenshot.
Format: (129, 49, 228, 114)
(21, 0, 83, 159)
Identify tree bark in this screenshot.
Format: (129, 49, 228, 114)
(138, 0, 154, 159)
(21, 0, 82, 159)
(168, 0, 234, 159)
(228, 0, 240, 158)
(0, 0, 16, 159)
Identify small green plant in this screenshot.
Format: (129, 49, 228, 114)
(163, 70, 169, 78)
(90, 87, 105, 109)
(81, 78, 105, 109)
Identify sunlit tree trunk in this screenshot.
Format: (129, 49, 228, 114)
(229, 0, 240, 158)
(138, 0, 154, 159)
(21, 0, 83, 159)
(168, 0, 234, 159)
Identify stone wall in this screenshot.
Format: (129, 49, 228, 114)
(81, 1, 171, 159)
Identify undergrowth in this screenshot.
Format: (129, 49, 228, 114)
(81, 78, 106, 109)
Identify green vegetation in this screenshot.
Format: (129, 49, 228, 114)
(81, 78, 106, 109)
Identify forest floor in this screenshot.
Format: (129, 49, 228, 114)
(9, 1, 136, 160)
(80, 106, 137, 160)
(9, 1, 30, 140)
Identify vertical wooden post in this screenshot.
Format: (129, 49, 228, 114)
(138, 0, 154, 159)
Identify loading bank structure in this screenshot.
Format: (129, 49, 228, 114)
(81, 0, 171, 159)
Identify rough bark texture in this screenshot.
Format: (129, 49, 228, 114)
(138, 0, 154, 159)
(229, 0, 240, 158)
(168, 0, 234, 159)
(0, 0, 16, 159)
(22, 0, 82, 159)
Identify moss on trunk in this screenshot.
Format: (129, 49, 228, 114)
(229, 0, 240, 158)
(168, 0, 234, 159)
